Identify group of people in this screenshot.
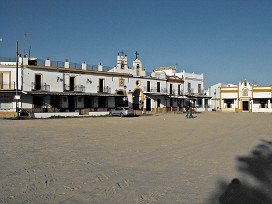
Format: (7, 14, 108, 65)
(185, 105, 193, 119)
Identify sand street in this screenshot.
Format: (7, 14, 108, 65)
(0, 112, 271, 203)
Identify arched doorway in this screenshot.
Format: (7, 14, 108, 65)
(132, 88, 144, 110)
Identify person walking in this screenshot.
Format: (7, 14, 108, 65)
(189, 106, 193, 119)
(185, 105, 189, 118)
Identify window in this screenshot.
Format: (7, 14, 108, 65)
(157, 82, 160, 92)
(225, 99, 232, 108)
(260, 100, 267, 108)
(198, 99, 202, 106)
(178, 85, 181, 95)
(0, 71, 11, 89)
(34, 74, 42, 90)
(70, 76, 75, 91)
(198, 84, 201, 94)
(147, 81, 150, 92)
(0, 96, 13, 109)
(33, 95, 44, 108)
(136, 80, 141, 87)
(99, 78, 104, 92)
(188, 83, 191, 93)
(170, 84, 173, 94)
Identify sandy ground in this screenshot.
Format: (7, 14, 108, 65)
(0, 112, 272, 204)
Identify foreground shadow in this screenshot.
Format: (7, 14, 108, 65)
(208, 139, 272, 204)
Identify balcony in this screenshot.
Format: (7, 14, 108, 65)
(97, 86, 111, 93)
(64, 84, 85, 92)
(177, 90, 184, 96)
(31, 82, 50, 91)
(144, 87, 167, 94)
(168, 89, 176, 95)
(0, 82, 16, 90)
(185, 88, 194, 95)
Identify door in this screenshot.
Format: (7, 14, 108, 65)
(147, 81, 150, 92)
(157, 82, 160, 92)
(35, 74, 42, 90)
(99, 79, 104, 92)
(242, 101, 249, 111)
(70, 77, 75, 91)
(146, 98, 151, 111)
(157, 99, 161, 108)
(133, 89, 140, 110)
(68, 96, 75, 111)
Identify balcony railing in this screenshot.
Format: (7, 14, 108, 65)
(0, 57, 16, 62)
(177, 90, 184, 96)
(51, 61, 65, 68)
(168, 89, 176, 95)
(64, 84, 85, 92)
(185, 88, 194, 95)
(0, 82, 16, 90)
(31, 82, 50, 91)
(144, 87, 167, 94)
(69, 62, 82, 69)
(86, 65, 98, 70)
(97, 86, 111, 93)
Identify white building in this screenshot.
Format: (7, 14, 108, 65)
(220, 80, 272, 112)
(206, 83, 227, 111)
(0, 52, 209, 117)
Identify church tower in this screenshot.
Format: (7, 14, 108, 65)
(116, 51, 128, 70)
(132, 51, 143, 76)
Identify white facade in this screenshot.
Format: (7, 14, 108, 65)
(220, 80, 272, 112)
(0, 53, 208, 116)
(206, 83, 226, 111)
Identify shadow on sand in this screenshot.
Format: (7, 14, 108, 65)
(208, 139, 272, 204)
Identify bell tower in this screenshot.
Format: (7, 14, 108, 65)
(132, 51, 143, 76)
(116, 51, 128, 70)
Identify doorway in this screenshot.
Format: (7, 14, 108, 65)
(68, 96, 75, 111)
(242, 101, 249, 111)
(146, 98, 151, 111)
(35, 74, 42, 90)
(133, 89, 140, 110)
(99, 79, 104, 92)
(70, 77, 75, 91)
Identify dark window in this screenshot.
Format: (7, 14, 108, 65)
(170, 84, 173, 94)
(157, 82, 160, 92)
(225, 99, 232, 108)
(188, 83, 191, 93)
(260, 100, 267, 108)
(70, 77, 75, 91)
(178, 85, 181, 95)
(147, 81, 150, 92)
(35, 74, 42, 90)
(99, 79, 104, 92)
(33, 95, 43, 108)
(198, 84, 201, 93)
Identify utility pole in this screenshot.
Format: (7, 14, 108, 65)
(15, 41, 20, 118)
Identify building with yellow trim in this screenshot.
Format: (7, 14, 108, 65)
(0, 52, 209, 117)
(220, 80, 272, 112)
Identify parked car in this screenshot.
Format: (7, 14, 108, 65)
(109, 107, 134, 117)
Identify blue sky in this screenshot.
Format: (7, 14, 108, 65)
(1, 0, 272, 87)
